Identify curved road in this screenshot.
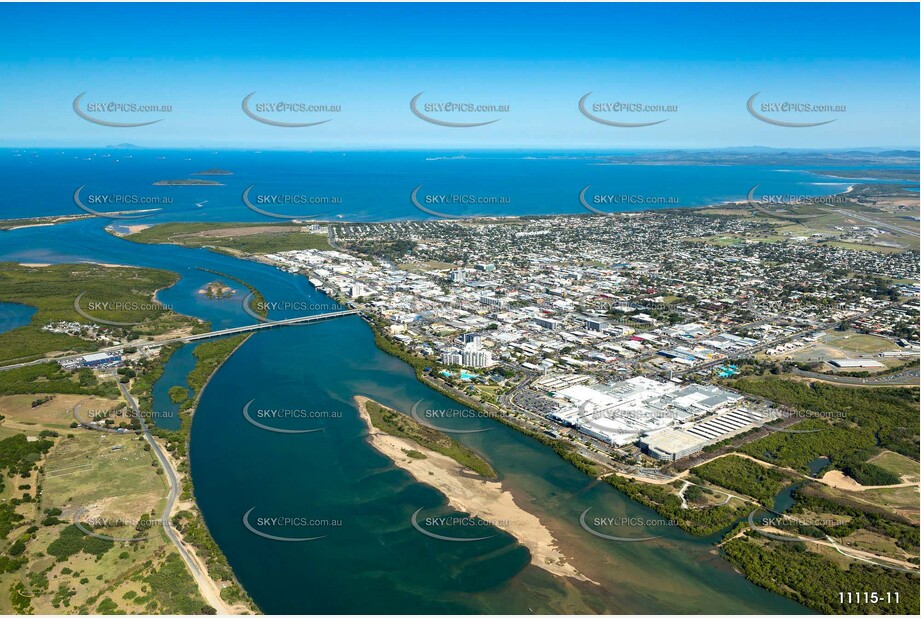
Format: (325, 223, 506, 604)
(118, 382, 231, 614)
(792, 366, 919, 386)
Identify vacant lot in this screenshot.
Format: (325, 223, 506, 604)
(126, 222, 331, 254)
(870, 451, 921, 483)
(0, 388, 205, 614)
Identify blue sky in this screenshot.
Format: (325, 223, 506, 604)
(1, 2, 918, 149)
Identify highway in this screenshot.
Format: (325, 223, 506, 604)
(0, 309, 360, 372)
(118, 382, 230, 614)
(830, 208, 920, 238)
(792, 366, 919, 386)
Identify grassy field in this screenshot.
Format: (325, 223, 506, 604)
(0, 394, 116, 434)
(821, 331, 901, 355)
(0, 384, 208, 614)
(0, 262, 205, 366)
(363, 399, 496, 478)
(124, 222, 331, 254)
(42, 431, 165, 518)
(858, 486, 921, 524)
(0, 363, 119, 399)
(869, 451, 920, 483)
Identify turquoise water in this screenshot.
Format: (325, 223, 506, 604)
(0, 150, 877, 613)
(0, 301, 36, 335)
(150, 342, 199, 431)
(807, 457, 831, 478)
(2, 148, 904, 223)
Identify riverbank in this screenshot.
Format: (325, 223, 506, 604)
(354, 395, 594, 584)
(143, 334, 259, 613)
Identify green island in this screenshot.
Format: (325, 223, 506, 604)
(167, 386, 188, 404)
(139, 334, 255, 610)
(152, 179, 224, 186)
(120, 222, 331, 255)
(0, 262, 207, 366)
(362, 398, 496, 479)
(0, 256, 257, 614)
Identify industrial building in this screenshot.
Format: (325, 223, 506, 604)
(547, 376, 761, 453)
(829, 359, 885, 369)
(639, 429, 706, 461)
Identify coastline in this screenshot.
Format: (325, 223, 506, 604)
(353, 395, 595, 584)
(2, 177, 868, 231)
(91, 176, 912, 613)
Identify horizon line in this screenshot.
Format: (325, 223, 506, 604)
(2, 145, 919, 153)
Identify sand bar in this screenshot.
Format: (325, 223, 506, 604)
(354, 396, 594, 583)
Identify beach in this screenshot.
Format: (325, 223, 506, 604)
(353, 395, 594, 583)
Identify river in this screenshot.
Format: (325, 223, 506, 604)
(0, 149, 837, 613)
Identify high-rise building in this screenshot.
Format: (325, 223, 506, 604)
(461, 349, 493, 368)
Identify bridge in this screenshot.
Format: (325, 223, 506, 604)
(179, 309, 360, 342)
(0, 309, 361, 372)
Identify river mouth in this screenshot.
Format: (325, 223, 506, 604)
(0, 216, 808, 615)
(185, 302, 806, 615)
(0, 151, 862, 615)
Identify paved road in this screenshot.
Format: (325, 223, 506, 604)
(0, 309, 360, 372)
(119, 382, 230, 614)
(792, 366, 919, 386)
(830, 208, 920, 238)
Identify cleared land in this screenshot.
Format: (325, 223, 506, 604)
(0, 382, 209, 614)
(123, 222, 332, 254)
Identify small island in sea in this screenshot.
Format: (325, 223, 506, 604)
(193, 168, 234, 176)
(199, 281, 235, 299)
(153, 179, 225, 186)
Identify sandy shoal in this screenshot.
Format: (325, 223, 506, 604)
(354, 396, 594, 583)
